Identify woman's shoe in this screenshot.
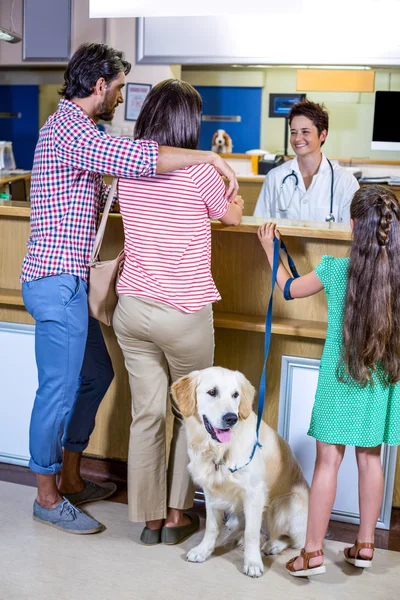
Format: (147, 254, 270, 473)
(286, 548, 326, 577)
(140, 526, 162, 545)
(161, 512, 200, 545)
(343, 541, 374, 568)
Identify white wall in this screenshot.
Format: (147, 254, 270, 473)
(105, 17, 181, 135)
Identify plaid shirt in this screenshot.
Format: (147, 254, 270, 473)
(20, 99, 158, 282)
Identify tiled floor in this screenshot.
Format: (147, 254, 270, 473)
(1, 461, 399, 552)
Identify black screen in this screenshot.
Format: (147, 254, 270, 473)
(269, 93, 306, 118)
(372, 91, 400, 143)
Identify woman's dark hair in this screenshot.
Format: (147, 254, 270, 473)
(134, 79, 202, 149)
(60, 43, 131, 100)
(340, 185, 400, 386)
(288, 99, 329, 146)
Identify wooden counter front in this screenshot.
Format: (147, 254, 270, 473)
(0, 204, 399, 506)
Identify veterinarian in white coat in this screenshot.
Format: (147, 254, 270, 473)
(254, 100, 359, 223)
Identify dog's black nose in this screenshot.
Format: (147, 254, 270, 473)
(222, 412, 238, 427)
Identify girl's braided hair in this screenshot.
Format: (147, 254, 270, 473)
(340, 185, 400, 386)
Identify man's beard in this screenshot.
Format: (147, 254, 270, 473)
(96, 93, 116, 122)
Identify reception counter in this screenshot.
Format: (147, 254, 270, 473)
(0, 202, 399, 507)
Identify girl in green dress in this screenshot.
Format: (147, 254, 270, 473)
(258, 185, 400, 577)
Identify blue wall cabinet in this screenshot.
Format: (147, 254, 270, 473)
(195, 86, 262, 153)
(0, 85, 39, 170)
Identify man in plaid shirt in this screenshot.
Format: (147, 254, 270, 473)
(21, 43, 238, 534)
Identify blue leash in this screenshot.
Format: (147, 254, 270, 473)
(229, 237, 300, 473)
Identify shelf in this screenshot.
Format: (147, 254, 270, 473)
(214, 312, 327, 340)
(0, 288, 24, 306)
(0, 292, 328, 339)
(0, 173, 31, 186)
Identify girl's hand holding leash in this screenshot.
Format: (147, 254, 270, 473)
(257, 221, 323, 299)
(257, 222, 281, 264)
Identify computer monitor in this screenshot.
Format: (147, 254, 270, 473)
(269, 93, 306, 118)
(371, 91, 400, 151)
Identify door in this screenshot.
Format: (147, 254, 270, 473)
(0, 85, 39, 170)
(195, 85, 262, 153)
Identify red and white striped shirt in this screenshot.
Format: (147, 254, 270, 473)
(117, 163, 229, 313)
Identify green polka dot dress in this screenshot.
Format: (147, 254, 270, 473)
(308, 255, 400, 447)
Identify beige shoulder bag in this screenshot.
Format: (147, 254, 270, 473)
(88, 178, 125, 326)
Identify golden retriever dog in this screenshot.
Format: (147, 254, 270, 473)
(171, 367, 308, 578)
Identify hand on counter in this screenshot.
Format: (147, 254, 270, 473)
(233, 195, 244, 210)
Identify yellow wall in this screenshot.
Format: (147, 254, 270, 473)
(39, 85, 61, 128)
(183, 67, 400, 161)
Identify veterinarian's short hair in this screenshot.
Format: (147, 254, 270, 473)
(60, 43, 131, 100)
(288, 99, 329, 145)
(134, 79, 202, 150)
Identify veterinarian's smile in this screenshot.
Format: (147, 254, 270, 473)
(202, 415, 234, 443)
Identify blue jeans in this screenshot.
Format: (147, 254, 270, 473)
(22, 274, 114, 475)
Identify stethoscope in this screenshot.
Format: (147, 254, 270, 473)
(278, 159, 335, 222)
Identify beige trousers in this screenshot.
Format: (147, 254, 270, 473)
(113, 295, 214, 522)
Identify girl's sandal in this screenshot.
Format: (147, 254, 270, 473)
(343, 540, 374, 568)
(286, 548, 326, 577)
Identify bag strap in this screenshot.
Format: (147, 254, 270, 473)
(90, 178, 118, 263)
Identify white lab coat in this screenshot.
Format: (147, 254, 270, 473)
(253, 155, 359, 223)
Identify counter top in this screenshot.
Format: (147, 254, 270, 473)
(0, 201, 352, 241)
(210, 216, 352, 240)
(236, 175, 265, 183)
(0, 201, 30, 217)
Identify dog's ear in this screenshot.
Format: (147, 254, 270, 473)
(171, 372, 199, 418)
(212, 132, 218, 145)
(237, 372, 255, 420)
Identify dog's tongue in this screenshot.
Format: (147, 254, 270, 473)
(214, 427, 232, 443)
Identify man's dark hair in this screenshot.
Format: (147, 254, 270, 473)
(134, 79, 202, 150)
(60, 43, 131, 100)
(288, 99, 329, 145)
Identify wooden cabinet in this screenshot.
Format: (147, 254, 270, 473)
(0, 0, 105, 66)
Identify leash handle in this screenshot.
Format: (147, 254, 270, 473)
(280, 239, 300, 279)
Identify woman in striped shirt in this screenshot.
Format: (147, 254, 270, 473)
(113, 79, 243, 545)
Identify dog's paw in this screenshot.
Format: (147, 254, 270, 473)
(262, 539, 288, 555)
(186, 545, 212, 563)
(243, 557, 264, 578)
